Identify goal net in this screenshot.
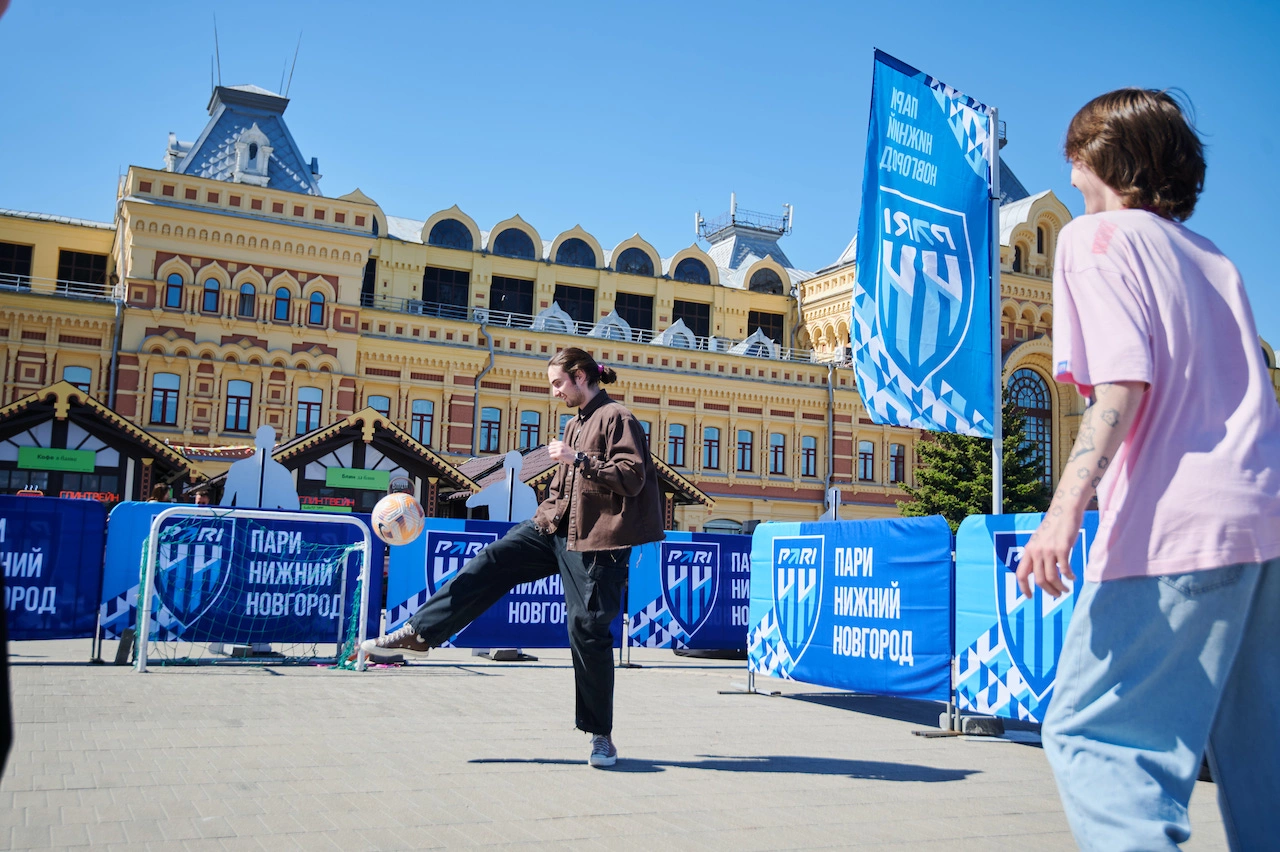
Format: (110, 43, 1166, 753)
(134, 507, 372, 670)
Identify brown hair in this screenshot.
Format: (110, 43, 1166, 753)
(1065, 88, 1205, 221)
(548, 347, 617, 386)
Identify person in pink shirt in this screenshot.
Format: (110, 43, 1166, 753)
(1019, 88, 1280, 851)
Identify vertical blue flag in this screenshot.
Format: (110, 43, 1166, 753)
(853, 50, 995, 437)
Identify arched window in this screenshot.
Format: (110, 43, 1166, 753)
(165, 273, 184, 309)
(615, 247, 654, 277)
(296, 387, 323, 435)
(736, 430, 754, 472)
(367, 395, 391, 417)
(411, 399, 434, 446)
(769, 433, 786, 474)
(308, 291, 325, 326)
(673, 257, 710, 285)
(667, 423, 686, 467)
(274, 287, 291, 321)
(202, 279, 220, 313)
(519, 411, 541, 450)
(428, 218, 474, 250)
(801, 436, 817, 478)
(703, 426, 720, 470)
(858, 441, 875, 481)
(62, 365, 92, 393)
(238, 283, 256, 317)
(1013, 245, 1024, 273)
(224, 380, 252, 432)
(492, 228, 536, 259)
(1037, 226, 1046, 254)
(150, 373, 180, 425)
(555, 238, 596, 268)
(749, 267, 784, 295)
(1009, 368, 1053, 488)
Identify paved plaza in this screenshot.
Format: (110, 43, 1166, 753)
(2, 640, 1229, 851)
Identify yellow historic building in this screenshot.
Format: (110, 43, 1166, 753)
(2, 84, 1275, 526)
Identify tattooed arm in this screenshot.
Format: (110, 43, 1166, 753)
(1017, 381, 1147, 598)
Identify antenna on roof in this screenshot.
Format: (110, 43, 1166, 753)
(213, 14, 223, 86)
(279, 60, 288, 96)
(284, 31, 303, 98)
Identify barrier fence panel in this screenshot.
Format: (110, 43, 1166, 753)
(100, 503, 383, 642)
(627, 532, 751, 651)
(1, 496, 106, 640)
(954, 511, 1098, 722)
(384, 519, 622, 648)
(748, 516, 953, 701)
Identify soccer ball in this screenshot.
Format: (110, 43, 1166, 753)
(371, 492, 426, 546)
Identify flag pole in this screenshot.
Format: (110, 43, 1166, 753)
(989, 107, 1004, 517)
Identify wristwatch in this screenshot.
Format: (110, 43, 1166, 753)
(573, 451, 586, 467)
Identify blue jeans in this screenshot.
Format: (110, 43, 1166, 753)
(1043, 558, 1280, 851)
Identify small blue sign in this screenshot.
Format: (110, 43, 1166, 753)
(628, 532, 751, 651)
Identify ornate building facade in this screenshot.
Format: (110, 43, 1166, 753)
(2, 84, 1275, 525)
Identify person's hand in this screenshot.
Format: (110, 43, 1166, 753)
(547, 440, 575, 465)
(1018, 506, 1083, 599)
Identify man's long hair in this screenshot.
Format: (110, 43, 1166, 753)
(549, 347, 617, 386)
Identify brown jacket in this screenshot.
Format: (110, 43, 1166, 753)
(532, 390, 665, 551)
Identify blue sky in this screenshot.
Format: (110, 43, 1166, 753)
(3, 1, 1278, 341)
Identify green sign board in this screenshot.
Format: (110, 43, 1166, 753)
(18, 446, 96, 473)
(324, 468, 390, 491)
(301, 503, 354, 514)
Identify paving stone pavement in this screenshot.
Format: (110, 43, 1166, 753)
(2, 640, 1229, 851)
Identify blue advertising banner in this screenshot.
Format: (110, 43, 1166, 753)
(747, 517, 952, 701)
(627, 532, 751, 651)
(1, 496, 106, 640)
(955, 511, 1098, 722)
(853, 50, 995, 437)
(385, 520, 622, 649)
(100, 503, 383, 642)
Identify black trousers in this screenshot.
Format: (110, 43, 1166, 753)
(407, 521, 629, 736)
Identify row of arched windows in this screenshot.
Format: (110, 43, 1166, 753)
(163, 273, 327, 324)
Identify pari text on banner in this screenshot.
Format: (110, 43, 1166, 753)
(853, 50, 995, 437)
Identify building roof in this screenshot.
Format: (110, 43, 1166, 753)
(999, 190, 1054, 245)
(0, 208, 115, 231)
(170, 85, 322, 196)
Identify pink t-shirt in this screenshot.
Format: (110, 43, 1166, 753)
(1053, 209, 1280, 581)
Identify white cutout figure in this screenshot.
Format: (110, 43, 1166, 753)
(466, 450, 537, 522)
(221, 425, 300, 510)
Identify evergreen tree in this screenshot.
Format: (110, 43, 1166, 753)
(899, 399, 1052, 531)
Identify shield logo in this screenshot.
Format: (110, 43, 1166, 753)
(994, 529, 1087, 701)
(660, 542, 720, 636)
(772, 536, 824, 662)
(152, 518, 233, 629)
(875, 188, 976, 390)
(424, 531, 497, 595)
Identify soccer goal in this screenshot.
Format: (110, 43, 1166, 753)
(134, 506, 373, 672)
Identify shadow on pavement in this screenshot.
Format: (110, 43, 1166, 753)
(785, 692, 946, 727)
(471, 754, 978, 780)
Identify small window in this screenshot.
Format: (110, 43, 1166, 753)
(367, 395, 391, 417)
(62, 365, 92, 393)
(673, 257, 711, 285)
(296, 387, 323, 435)
(558, 413, 573, 439)
(56, 250, 108, 289)
(858, 440, 875, 482)
(519, 411, 541, 450)
(1037, 226, 1046, 254)
(615, 292, 654, 332)
(769, 433, 786, 475)
(411, 399, 434, 446)
(238, 283, 256, 317)
(492, 228, 536, 260)
(490, 276, 534, 318)
(422, 266, 470, 318)
(615, 247, 654, 277)
(1012, 245, 1024, 273)
(0, 241, 33, 289)
(638, 420, 651, 447)
(748, 267, 784, 295)
(480, 407, 501, 453)
(890, 443, 906, 483)
(274, 287, 291, 321)
(667, 423, 686, 467)
(737, 430, 754, 473)
(748, 310, 785, 345)
(165, 273, 184, 308)
(225, 380, 252, 432)
(703, 426, 720, 470)
(553, 284, 595, 327)
(801, 436, 817, 478)
(202, 279, 220, 313)
(151, 373, 180, 425)
(555, 238, 596, 268)
(308, 292, 325, 325)
(672, 300, 711, 340)
(428, 219, 474, 250)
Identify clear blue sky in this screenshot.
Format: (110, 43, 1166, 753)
(3, 1, 1278, 341)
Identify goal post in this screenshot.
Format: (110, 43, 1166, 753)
(135, 506, 373, 672)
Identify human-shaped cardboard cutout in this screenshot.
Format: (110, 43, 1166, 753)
(466, 450, 537, 522)
(220, 425, 300, 510)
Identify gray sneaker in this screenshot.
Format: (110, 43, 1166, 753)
(589, 734, 617, 768)
(360, 623, 431, 660)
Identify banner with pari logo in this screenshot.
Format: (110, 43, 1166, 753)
(627, 532, 751, 650)
(100, 503, 383, 642)
(853, 49, 995, 437)
(384, 520, 622, 648)
(747, 517, 952, 701)
(1, 496, 106, 640)
(954, 512, 1098, 722)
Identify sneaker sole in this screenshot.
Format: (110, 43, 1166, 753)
(589, 754, 617, 768)
(360, 641, 431, 660)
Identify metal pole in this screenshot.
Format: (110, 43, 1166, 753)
(990, 107, 1005, 516)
